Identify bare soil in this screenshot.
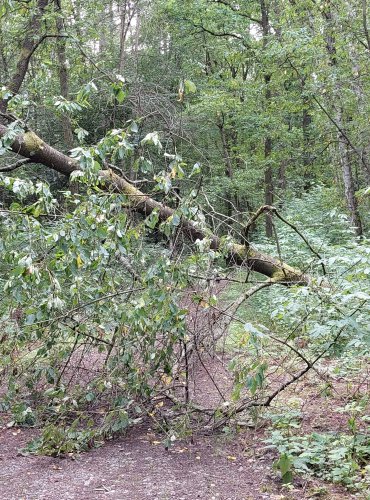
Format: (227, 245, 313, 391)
(0, 421, 354, 500)
(0, 357, 362, 500)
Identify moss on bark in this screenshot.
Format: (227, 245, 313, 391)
(23, 131, 44, 154)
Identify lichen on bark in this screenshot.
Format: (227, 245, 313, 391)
(23, 131, 44, 154)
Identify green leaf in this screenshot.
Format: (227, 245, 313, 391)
(145, 210, 159, 229)
(116, 89, 126, 104)
(172, 214, 181, 226)
(86, 392, 95, 402)
(275, 453, 293, 484)
(184, 79, 196, 93)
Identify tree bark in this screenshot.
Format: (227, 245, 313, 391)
(323, 3, 363, 236)
(302, 85, 313, 190)
(362, 0, 370, 50)
(264, 133, 273, 236)
(261, 0, 274, 237)
(217, 117, 234, 219)
(337, 110, 363, 235)
(119, 1, 128, 74)
(118, 1, 137, 74)
(55, 7, 74, 150)
(0, 0, 50, 116)
(0, 25, 9, 83)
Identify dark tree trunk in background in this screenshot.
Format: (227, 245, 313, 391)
(218, 118, 234, 220)
(119, 1, 137, 74)
(119, 0, 128, 74)
(323, 3, 363, 236)
(261, 0, 274, 238)
(0, 26, 9, 82)
(264, 77, 273, 238)
(0, 0, 50, 117)
(302, 88, 313, 190)
(56, 7, 74, 150)
(337, 110, 363, 235)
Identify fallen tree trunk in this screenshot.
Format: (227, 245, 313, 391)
(0, 124, 307, 284)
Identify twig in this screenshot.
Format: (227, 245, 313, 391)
(273, 210, 326, 275)
(244, 205, 274, 241)
(0, 158, 30, 172)
(107, 163, 151, 184)
(213, 300, 365, 429)
(34, 286, 145, 327)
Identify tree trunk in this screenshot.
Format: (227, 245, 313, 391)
(348, 45, 370, 185)
(0, 26, 9, 82)
(217, 118, 234, 220)
(302, 90, 313, 190)
(278, 162, 287, 193)
(118, 1, 137, 74)
(264, 133, 273, 237)
(0, 0, 50, 116)
(323, 3, 363, 236)
(55, 8, 74, 150)
(362, 0, 370, 50)
(337, 110, 363, 235)
(119, 1, 128, 74)
(261, 0, 274, 238)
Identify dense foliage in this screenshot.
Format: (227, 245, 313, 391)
(0, 0, 369, 492)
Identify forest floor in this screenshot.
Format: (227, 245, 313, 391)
(0, 420, 353, 500)
(0, 355, 364, 500)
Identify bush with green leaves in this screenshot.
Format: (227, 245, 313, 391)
(265, 397, 370, 492)
(268, 430, 370, 491)
(0, 125, 208, 453)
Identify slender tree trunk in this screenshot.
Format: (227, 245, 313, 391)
(361, 150, 370, 185)
(264, 77, 273, 237)
(261, 0, 273, 237)
(337, 109, 363, 235)
(218, 118, 234, 219)
(302, 89, 313, 190)
(278, 162, 287, 192)
(362, 0, 370, 50)
(0, 121, 307, 284)
(55, 8, 74, 150)
(230, 127, 246, 221)
(348, 45, 370, 184)
(0, 0, 50, 116)
(134, 2, 141, 77)
(119, 1, 128, 74)
(0, 26, 9, 82)
(109, 0, 115, 39)
(56, 2, 77, 195)
(99, 5, 108, 54)
(118, 0, 137, 74)
(323, 3, 363, 236)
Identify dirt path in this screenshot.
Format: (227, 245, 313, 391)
(0, 421, 353, 500)
(0, 332, 364, 499)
